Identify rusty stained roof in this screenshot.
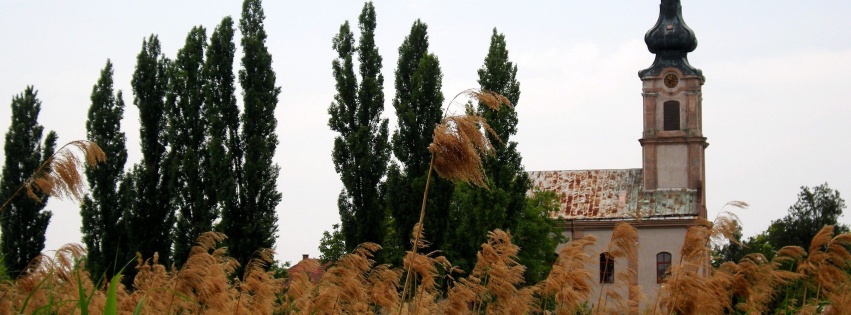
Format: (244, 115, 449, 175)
(528, 169, 697, 220)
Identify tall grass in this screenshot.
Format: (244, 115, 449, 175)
(2, 223, 848, 314)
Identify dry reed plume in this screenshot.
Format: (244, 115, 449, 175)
(2, 222, 851, 314)
(427, 89, 507, 189)
(0, 140, 105, 213)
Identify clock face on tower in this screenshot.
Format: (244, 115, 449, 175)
(664, 73, 679, 88)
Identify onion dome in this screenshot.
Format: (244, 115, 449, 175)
(638, 0, 703, 79)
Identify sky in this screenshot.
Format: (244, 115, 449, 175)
(1, 1, 850, 264)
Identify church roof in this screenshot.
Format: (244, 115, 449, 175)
(528, 169, 698, 220)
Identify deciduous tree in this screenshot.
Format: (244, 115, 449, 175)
(766, 183, 848, 250)
(328, 2, 390, 254)
(223, 0, 281, 274)
(204, 16, 242, 253)
(80, 60, 129, 279)
(126, 35, 174, 271)
(0, 86, 57, 276)
(169, 26, 215, 267)
(386, 20, 453, 260)
(447, 30, 561, 281)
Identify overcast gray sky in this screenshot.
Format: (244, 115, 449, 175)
(2, 1, 850, 264)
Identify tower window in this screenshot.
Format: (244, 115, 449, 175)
(600, 252, 614, 283)
(663, 101, 680, 131)
(657, 252, 672, 283)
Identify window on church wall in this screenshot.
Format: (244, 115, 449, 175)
(663, 101, 680, 131)
(657, 252, 672, 283)
(600, 252, 614, 283)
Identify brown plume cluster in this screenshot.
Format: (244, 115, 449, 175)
(427, 89, 508, 189)
(1, 140, 106, 213)
(27, 140, 106, 203)
(2, 224, 851, 314)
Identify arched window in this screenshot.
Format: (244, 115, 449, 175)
(663, 101, 680, 131)
(657, 252, 672, 283)
(600, 252, 614, 283)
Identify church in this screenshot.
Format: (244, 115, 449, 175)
(529, 0, 708, 306)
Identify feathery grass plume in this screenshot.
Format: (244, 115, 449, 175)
(472, 229, 536, 314)
(593, 222, 638, 315)
(170, 232, 236, 314)
(428, 111, 497, 188)
(233, 248, 282, 315)
(711, 201, 748, 247)
(727, 253, 797, 314)
(313, 242, 380, 314)
(397, 224, 450, 314)
(655, 220, 712, 314)
(795, 226, 851, 309)
(29, 140, 106, 203)
(444, 229, 530, 314)
(366, 264, 403, 313)
(280, 258, 318, 314)
(540, 235, 597, 314)
(426, 88, 507, 188)
(0, 244, 106, 314)
(399, 89, 509, 312)
(442, 272, 482, 315)
(0, 140, 105, 215)
(127, 253, 173, 313)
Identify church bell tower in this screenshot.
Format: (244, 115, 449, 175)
(638, 0, 707, 218)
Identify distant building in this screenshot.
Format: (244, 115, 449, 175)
(529, 0, 707, 309)
(287, 254, 327, 284)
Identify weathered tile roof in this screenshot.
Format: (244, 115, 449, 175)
(528, 169, 698, 220)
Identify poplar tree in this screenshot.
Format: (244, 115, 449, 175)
(80, 60, 129, 279)
(447, 29, 560, 282)
(204, 17, 242, 251)
(223, 0, 281, 273)
(126, 35, 174, 268)
(328, 2, 390, 253)
(0, 86, 57, 276)
(170, 26, 214, 266)
(386, 20, 453, 258)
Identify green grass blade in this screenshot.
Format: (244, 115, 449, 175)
(132, 296, 146, 315)
(76, 266, 89, 315)
(103, 272, 121, 315)
(19, 270, 52, 314)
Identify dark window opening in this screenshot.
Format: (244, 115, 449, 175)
(600, 252, 614, 283)
(657, 252, 672, 283)
(663, 101, 680, 131)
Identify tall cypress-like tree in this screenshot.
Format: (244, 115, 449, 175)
(329, 2, 390, 253)
(170, 26, 214, 266)
(0, 86, 57, 276)
(204, 16, 242, 248)
(386, 20, 453, 258)
(126, 35, 174, 269)
(80, 60, 129, 280)
(224, 0, 281, 273)
(447, 29, 560, 282)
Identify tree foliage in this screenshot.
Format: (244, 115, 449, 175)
(318, 223, 346, 263)
(446, 29, 561, 282)
(328, 2, 391, 254)
(766, 183, 848, 251)
(386, 21, 455, 260)
(713, 183, 848, 266)
(169, 26, 215, 267)
(126, 35, 175, 271)
(80, 60, 129, 280)
(0, 86, 57, 276)
(204, 16, 242, 258)
(223, 0, 281, 274)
